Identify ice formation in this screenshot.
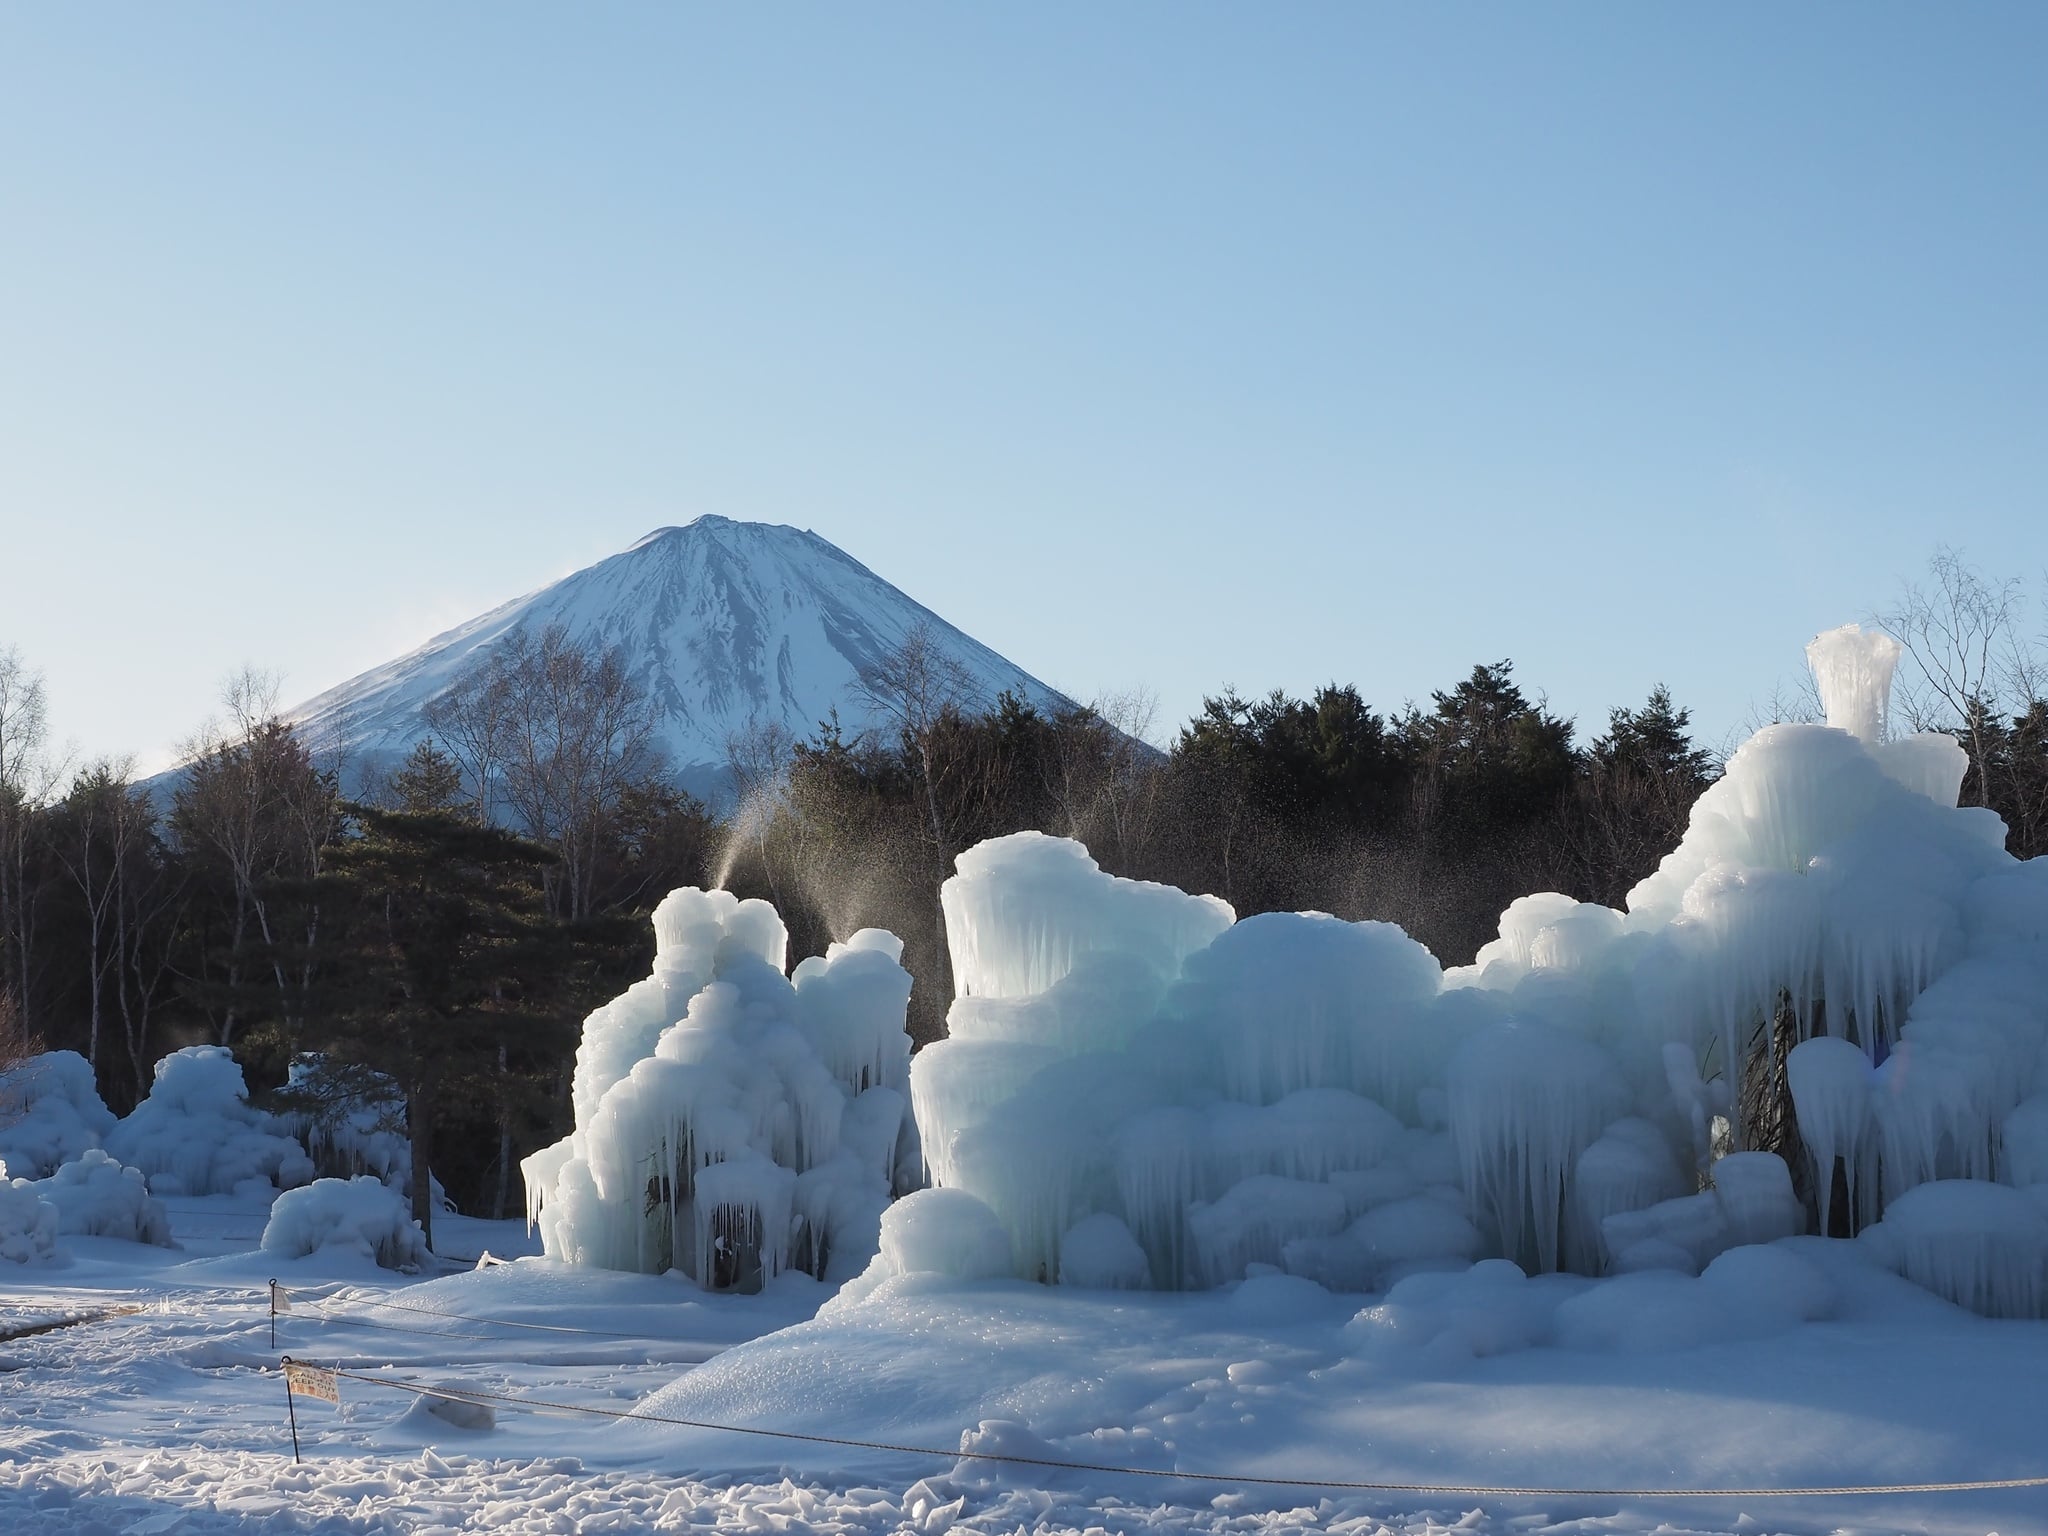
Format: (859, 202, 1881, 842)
(261, 1175, 429, 1270)
(103, 1047, 315, 1197)
(522, 887, 917, 1288)
(0, 1050, 115, 1180)
(906, 627, 2048, 1314)
(19, 1148, 172, 1246)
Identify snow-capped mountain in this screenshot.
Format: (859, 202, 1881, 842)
(289, 516, 1072, 803)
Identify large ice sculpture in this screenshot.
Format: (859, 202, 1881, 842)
(522, 888, 917, 1288)
(906, 631, 2048, 1313)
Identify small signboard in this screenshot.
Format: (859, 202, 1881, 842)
(270, 1282, 292, 1313)
(284, 1360, 340, 1404)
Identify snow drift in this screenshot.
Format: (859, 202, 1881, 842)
(906, 626, 2048, 1314)
(523, 887, 917, 1288)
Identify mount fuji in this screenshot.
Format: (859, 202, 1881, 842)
(287, 516, 1074, 804)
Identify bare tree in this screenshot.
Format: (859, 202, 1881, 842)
(1877, 547, 2025, 802)
(51, 760, 130, 1068)
(1079, 688, 1164, 870)
(172, 668, 337, 1043)
(429, 626, 660, 919)
(425, 656, 513, 824)
(854, 623, 974, 993)
(723, 716, 796, 902)
(0, 649, 62, 1033)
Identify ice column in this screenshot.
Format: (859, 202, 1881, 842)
(1806, 623, 1902, 745)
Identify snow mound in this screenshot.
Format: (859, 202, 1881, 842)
(523, 888, 916, 1288)
(0, 1050, 115, 1179)
(21, 1148, 171, 1246)
(104, 1047, 315, 1197)
(261, 1175, 428, 1270)
(0, 1180, 59, 1264)
(908, 625, 2048, 1290)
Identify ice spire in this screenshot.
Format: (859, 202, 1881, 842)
(1806, 623, 1903, 744)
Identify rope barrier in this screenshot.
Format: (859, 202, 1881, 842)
(324, 1291, 690, 1340)
(272, 1282, 726, 1348)
(286, 1358, 2048, 1500)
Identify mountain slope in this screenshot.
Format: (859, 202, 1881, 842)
(289, 516, 1073, 802)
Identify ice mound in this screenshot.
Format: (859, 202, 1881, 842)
(909, 626, 2048, 1292)
(0, 1050, 115, 1179)
(1057, 1212, 1150, 1289)
(21, 1148, 171, 1246)
(104, 1047, 315, 1197)
(522, 888, 916, 1288)
(1859, 1179, 2048, 1318)
(262, 1175, 428, 1270)
(0, 1180, 59, 1264)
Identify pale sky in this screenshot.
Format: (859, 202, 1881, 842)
(3, 6, 2044, 773)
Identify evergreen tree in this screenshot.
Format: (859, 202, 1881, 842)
(311, 804, 560, 1245)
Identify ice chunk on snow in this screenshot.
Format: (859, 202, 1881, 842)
(261, 1175, 428, 1270)
(104, 1047, 314, 1196)
(843, 1186, 1014, 1300)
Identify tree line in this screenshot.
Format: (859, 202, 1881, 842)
(3, 550, 2043, 1232)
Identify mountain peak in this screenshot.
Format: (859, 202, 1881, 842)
(628, 513, 743, 549)
(288, 520, 1070, 805)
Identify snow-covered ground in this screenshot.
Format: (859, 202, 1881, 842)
(5, 1193, 2045, 1535)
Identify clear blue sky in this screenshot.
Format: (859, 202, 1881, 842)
(3, 6, 2043, 770)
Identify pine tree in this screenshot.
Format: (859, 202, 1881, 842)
(311, 804, 560, 1247)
